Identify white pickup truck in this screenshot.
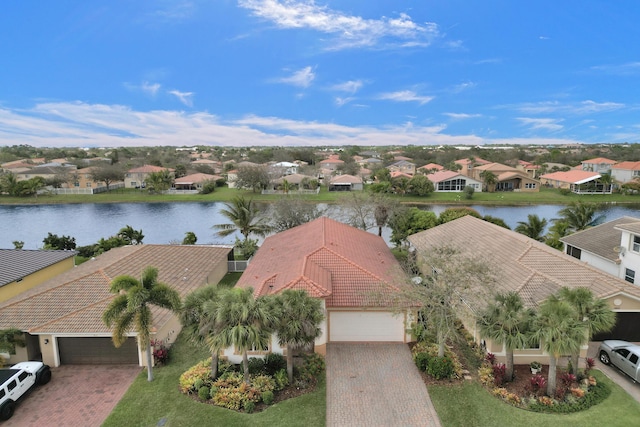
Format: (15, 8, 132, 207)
(0, 361, 51, 421)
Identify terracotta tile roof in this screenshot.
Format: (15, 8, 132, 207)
(540, 170, 600, 184)
(330, 174, 362, 184)
(320, 157, 344, 164)
(455, 157, 491, 166)
(408, 216, 640, 308)
(127, 165, 174, 173)
(0, 249, 77, 287)
(426, 170, 462, 183)
(174, 173, 221, 184)
(474, 162, 519, 173)
(613, 161, 640, 171)
(419, 163, 444, 171)
(0, 245, 231, 334)
(582, 157, 616, 164)
(390, 171, 413, 179)
(236, 217, 404, 308)
(561, 217, 640, 262)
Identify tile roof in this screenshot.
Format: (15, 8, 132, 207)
(540, 170, 600, 184)
(127, 165, 174, 173)
(0, 249, 77, 287)
(473, 162, 519, 173)
(561, 217, 640, 262)
(615, 221, 640, 235)
(408, 215, 640, 309)
(174, 173, 221, 184)
(0, 245, 231, 334)
(582, 157, 616, 164)
(425, 170, 463, 183)
(418, 163, 444, 171)
(236, 217, 404, 308)
(330, 174, 362, 184)
(390, 171, 413, 179)
(613, 161, 640, 171)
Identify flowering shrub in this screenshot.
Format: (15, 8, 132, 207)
(492, 363, 506, 386)
(179, 358, 212, 393)
(478, 366, 494, 386)
(151, 339, 169, 365)
(527, 374, 547, 396)
(485, 352, 496, 365)
(570, 387, 585, 398)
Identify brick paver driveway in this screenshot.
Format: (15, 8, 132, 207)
(327, 343, 442, 427)
(6, 365, 141, 427)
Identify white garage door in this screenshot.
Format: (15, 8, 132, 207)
(329, 311, 404, 342)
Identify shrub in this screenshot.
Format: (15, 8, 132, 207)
(151, 339, 169, 365)
(492, 363, 506, 386)
(414, 352, 431, 372)
(478, 366, 494, 386)
(214, 371, 244, 389)
(527, 374, 547, 396)
(244, 400, 255, 413)
(427, 356, 455, 380)
(561, 372, 577, 388)
(485, 353, 496, 365)
(198, 386, 211, 401)
(262, 390, 275, 405)
(263, 353, 286, 375)
(584, 357, 595, 376)
(212, 388, 245, 410)
(251, 374, 276, 393)
(464, 185, 475, 199)
(274, 369, 289, 391)
(199, 180, 216, 194)
(194, 378, 205, 390)
(298, 353, 325, 382)
(248, 357, 266, 375)
(179, 358, 213, 393)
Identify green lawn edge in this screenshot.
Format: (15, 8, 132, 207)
(102, 331, 326, 427)
(427, 370, 640, 427)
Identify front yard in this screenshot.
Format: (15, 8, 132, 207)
(102, 332, 326, 427)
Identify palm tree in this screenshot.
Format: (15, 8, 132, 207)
(180, 285, 221, 379)
(557, 287, 616, 373)
(209, 288, 276, 384)
(102, 266, 181, 382)
(117, 225, 144, 245)
(480, 170, 498, 193)
(515, 214, 548, 242)
(372, 194, 393, 237)
(533, 295, 587, 396)
(477, 292, 535, 381)
(392, 177, 410, 196)
(272, 290, 324, 382)
(213, 196, 273, 242)
(556, 201, 602, 233)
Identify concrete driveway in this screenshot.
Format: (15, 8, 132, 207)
(326, 343, 441, 427)
(5, 365, 141, 427)
(588, 342, 640, 404)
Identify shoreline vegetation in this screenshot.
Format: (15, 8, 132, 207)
(1, 186, 639, 207)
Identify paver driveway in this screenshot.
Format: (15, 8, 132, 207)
(326, 343, 441, 427)
(5, 365, 141, 427)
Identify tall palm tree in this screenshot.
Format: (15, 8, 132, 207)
(213, 196, 273, 241)
(102, 266, 181, 382)
(477, 292, 535, 381)
(480, 170, 498, 192)
(209, 288, 276, 384)
(557, 287, 616, 373)
(515, 214, 548, 242)
(556, 201, 603, 232)
(533, 295, 587, 396)
(272, 290, 324, 382)
(180, 285, 221, 379)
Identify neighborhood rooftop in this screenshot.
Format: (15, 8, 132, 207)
(0, 249, 77, 287)
(561, 216, 640, 262)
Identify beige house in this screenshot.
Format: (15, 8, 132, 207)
(408, 215, 640, 366)
(0, 245, 231, 367)
(328, 174, 363, 191)
(388, 160, 416, 176)
(124, 165, 174, 189)
(472, 162, 540, 192)
(226, 217, 411, 362)
(173, 173, 222, 191)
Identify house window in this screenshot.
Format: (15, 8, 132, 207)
(86, 182, 92, 187)
(525, 183, 537, 189)
(566, 245, 581, 260)
(625, 268, 635, 284)
(633, 170, 640, 177)
(633, 235, 640, 253)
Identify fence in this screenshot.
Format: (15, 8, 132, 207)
(228, 260, 249, 272)
(261, 188, 320, 195)
(46, 182, 125, 195)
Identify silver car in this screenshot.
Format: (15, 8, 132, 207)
(599, 340, 640, 382)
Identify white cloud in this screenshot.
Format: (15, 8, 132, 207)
(377, 90, 433, 105)
(443, 113, 482, 120)
(330, 80, 363, 94)
(238, 0, 440, 50)
(591, 62, 640, 75)
(516, 117, 564, 131)
(168, 90, 194, 107)
(515, 100, 624, 115)
(335, 97, 354, 107)
(276, 66, 316, 88)
(149, 0, 195, 22)
(142, 82, 161, 96)
(451, 81, 476, 93)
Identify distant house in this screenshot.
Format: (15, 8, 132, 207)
(328, 174, 363, 191)
(417, 163, 444, 174)
(516, 160, 540, 178)
(454, 157, 491, 177)
(612, 161, 640, 184)
(319, 155, 344, 171)
(271, 161, 299, 176)
(0, 245, 231, 367)
(389, 171, 413, 180)
(14, 166, 75, 183)
(124, 165, 174, 189)
(0, 249, 76, 303)
(581, 157, 616, 174)
(539, 170, 612, 194)
(224, 217, 410, 362)
(408, 216, 640, 364)
(388, 160, 416, 176)
(426, 170, 483, 192)
(173, 173, 222, 191)
(473, 163, 540, 192)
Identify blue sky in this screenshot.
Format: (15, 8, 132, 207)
(1, 1, 639, 148)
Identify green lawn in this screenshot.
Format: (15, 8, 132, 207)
(3, 185, 640, 206)
(428, 370, 640, 427)
(102, 332, 326, 427)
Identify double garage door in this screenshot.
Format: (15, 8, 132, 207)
(57, 337, 138, 365)
(329, 311, 405, 342)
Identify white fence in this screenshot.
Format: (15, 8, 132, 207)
(46, 183, 125, 195)
(228, 260, 249, 272)
(261, 188, 320, 195)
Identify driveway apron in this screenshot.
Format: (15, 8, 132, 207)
(5, 365, 141, 427)
(327, 343, 442, 427)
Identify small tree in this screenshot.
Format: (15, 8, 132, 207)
(12, 241, 24, 250)
(42, 232, 77, 250)
(271, 197, 323, 232)
(235, 165, 271, 193)
(182, 232, 197, 245)
(213, 196, 273, 242)
(117, 225, 144, 245)
(515, 214, 548, 242)
(90, 165, 123, 191)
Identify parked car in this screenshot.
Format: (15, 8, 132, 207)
(598, 340, 640, 382)
(0, 361, 51, 420)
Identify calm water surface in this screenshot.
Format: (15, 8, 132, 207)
(1, 202, 639, 249)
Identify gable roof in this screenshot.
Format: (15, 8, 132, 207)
(473, 162, 519, 173)
(561, 216, 640, 262)
(236, 217, 403, 307)
(418, 163, 444, 171)
(408, 216, 640, 308)
(540, 170, 601, 184)
(582, 157, 616, 165)
(0, 249, 77, 287)
(426, 170, 465, 183)
(0, 245, 231, 334)
(613, 161, 640, 171)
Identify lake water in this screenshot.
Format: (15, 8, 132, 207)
(1, 202, 639, 250)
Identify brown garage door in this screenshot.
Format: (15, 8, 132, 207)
(592, 312, 640, 342)
(58, 337, 138, 364)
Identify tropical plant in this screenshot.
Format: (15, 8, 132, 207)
(213, 196, 273, 242)
(533, 295, 587, 396)
(182, 231, 197, 245)
(272, 290, 324, 382)
(102, 266, 181, 382)
(515, 214, 548, 242)
(144, 169, 173, 193)
(556, 201, 603, 233)
(270, 197, 323, 232)
(408, 174, 434, 196)
(117, 225, 144, 245)
(477, 292, 535, 381)
(208, 288, 276, 384)
(557, 287, 616, 374)
(0, 328, 26, 355)
(480, 170, 498, 192)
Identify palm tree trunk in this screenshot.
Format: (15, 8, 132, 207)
(287, 345, 295, 383)
(146, 344, 154, 382)
(211, 351, 219, 380)
(570, 352, 579, 375)
(437, 330, 445, 357)
(242, 351, 250, 384)
(547, 356, 557, 396)
(505, 348, 514, 381)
